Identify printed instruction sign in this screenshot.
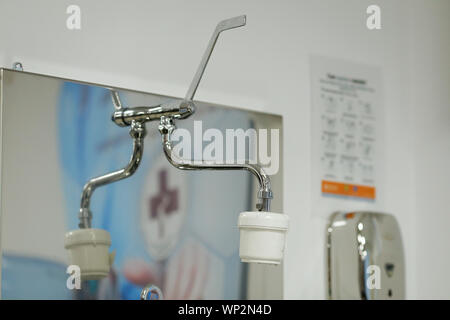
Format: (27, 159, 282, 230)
(310, 56, 384, 217)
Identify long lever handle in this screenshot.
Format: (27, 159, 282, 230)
(110, 15, 246, 127)
(184, 15, 246, 102)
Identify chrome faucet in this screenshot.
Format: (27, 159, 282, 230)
(78, 15, 273, 229)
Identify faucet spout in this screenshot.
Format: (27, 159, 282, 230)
(158, 116, 273, 212)
(78, 120, 146, 228)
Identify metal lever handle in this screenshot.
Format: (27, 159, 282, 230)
(109, 15, 246, 127)
(184, 15, 246, 102)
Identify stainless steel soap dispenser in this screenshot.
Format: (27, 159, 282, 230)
(327, 211, 405, 299)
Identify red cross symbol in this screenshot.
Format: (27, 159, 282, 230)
(149, 169, 179, 237)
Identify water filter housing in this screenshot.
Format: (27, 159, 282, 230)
(64, 228, 114, 280)
(238, 211, 289, 265)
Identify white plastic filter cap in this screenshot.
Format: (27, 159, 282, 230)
(238, 211, 289, 230)
(64, 228, 113, 280)
(238, 211, 289, 265)
(64, 228, 111, 248)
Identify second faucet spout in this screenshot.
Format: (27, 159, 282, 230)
(158, 116, 273, 212)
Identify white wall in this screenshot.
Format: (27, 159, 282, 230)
(0, 0, 448, 299)
(410, 0, 450, 299)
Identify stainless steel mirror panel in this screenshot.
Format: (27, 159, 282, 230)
(0, 68, 283, 299)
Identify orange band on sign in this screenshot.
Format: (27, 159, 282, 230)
(321, 180, 376, 200)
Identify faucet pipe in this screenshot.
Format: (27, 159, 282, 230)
(158, 116, 273, 212)
(78, 120, 146, 228)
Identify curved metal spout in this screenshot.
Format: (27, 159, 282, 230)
(78, 121, 146, 228)
(158, 116, 272, 211)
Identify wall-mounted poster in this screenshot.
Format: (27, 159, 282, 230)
(310, 56, 385, 217)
